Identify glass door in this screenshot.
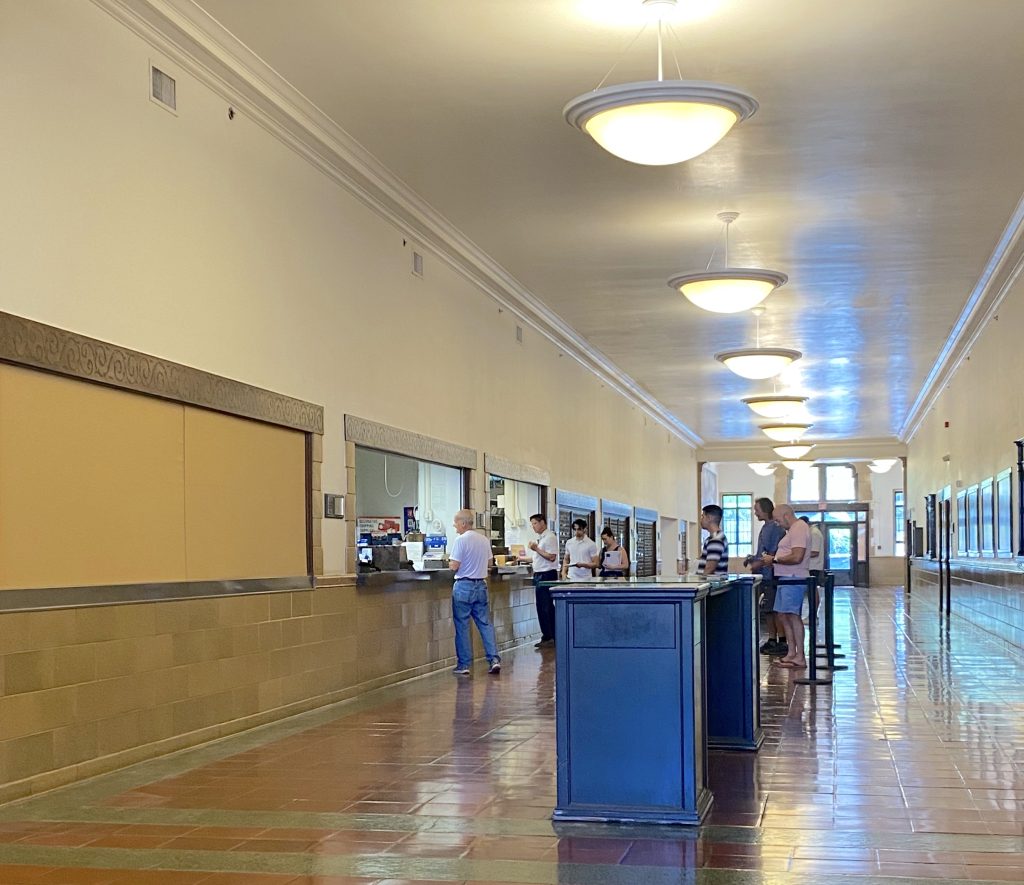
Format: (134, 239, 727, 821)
(824, 524, 856, 586)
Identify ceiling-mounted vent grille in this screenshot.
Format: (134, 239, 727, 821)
(150, 65, 176, 111)
(411, 251, 424, 277)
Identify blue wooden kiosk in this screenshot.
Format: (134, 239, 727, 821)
(705, 576, 764, 751)
(548, 576, 730, 825)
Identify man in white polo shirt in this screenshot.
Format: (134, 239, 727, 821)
(525, 514, 560, 648)
(449, 509, 500, 675)
(562, 518, 598, 582)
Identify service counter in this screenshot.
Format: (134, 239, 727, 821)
(546, 575, 757, 826)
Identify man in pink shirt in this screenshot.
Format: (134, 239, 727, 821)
(761, 503, 811, 669)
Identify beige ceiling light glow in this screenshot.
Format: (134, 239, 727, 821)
(761, 423, 811, 442)
(714, 307, 802, 379)
(773, 443, 814, 459)
(563, 0, 758, 166)
(742, 394, 808, 419)
(668, 212, 787, 313)
(868, 458, 899, 473)
(747, 462, 776, 476)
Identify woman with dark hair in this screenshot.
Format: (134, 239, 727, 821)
(598, 527, 629, 578)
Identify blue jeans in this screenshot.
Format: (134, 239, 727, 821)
(452, 578, 499, 668)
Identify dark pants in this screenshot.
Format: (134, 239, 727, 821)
(533, 570, 558, 641)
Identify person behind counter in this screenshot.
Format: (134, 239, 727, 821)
(525, 514, 560, 649)
(449, 509, 501, 676)
(562, 519, 598, 580)
(597, 526, 629, 577)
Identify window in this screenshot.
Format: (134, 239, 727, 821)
(790, 463, 858, 504)
(355, 447, 464, 560)
(980, 478, 995, 557)
(966, 485, 979, 556)
(789, 468, 820, 503)
(894, 490, 905, 557)
(825, 465, 857, 501)
(997, 470, 1012, 557)
(956, 489, 967, 555)
(721, 493, 753, 558)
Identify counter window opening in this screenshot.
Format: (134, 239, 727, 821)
(354, 446, 464, 572)
(488, 475, 544, 561)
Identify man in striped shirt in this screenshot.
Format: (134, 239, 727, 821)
(697, 504, 730, 576)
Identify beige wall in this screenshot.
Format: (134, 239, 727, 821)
(0, 2, 698, 580)
(906, 272, 1023, 553)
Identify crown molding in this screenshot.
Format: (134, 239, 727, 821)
(90, 0, 702, 449)
(698, 437, 907, 464)
(899, 191, 1024, 443)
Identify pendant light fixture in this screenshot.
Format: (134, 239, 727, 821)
(563, 0, 758, 166)
(747, 462, 776, 476)
(742, 394, 808, 419)
(782, 460, 815, 471)
(774, 443, 814, 459)
(761, 423, 812, 442)
(714, 307, 802, 380)
(868, 458, 899, 473)
(668, 212, 788, 313)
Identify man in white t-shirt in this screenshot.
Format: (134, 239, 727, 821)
(801, 515, 825, 584)
(524, 514, 560, 648)
(449, 509, 500, 676)
(562, 519, 598, 581)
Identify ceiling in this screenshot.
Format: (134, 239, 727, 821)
(189, 0, 1024, 447)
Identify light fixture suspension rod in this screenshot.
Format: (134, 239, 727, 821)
(657, 19, 664, 81)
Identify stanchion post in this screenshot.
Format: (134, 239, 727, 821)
(821, 573, 847, 672)
(794, 576, 832, 686)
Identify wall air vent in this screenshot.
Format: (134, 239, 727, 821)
(516, 325, 524, 344)
(411, 250, 424, 277)
(150, 65, 176, 112)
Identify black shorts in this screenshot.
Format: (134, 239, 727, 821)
(759, 579, 778, 613)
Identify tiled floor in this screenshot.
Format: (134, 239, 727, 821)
(0, 586, 1023, 884)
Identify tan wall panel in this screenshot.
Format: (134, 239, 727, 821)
(0, 365, 187, 590)
(183, 407, 306, 580)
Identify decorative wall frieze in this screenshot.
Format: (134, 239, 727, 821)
(0, 311, 324, 433)
(344, 415, 476, 468)
(484, 454, 550, 487)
